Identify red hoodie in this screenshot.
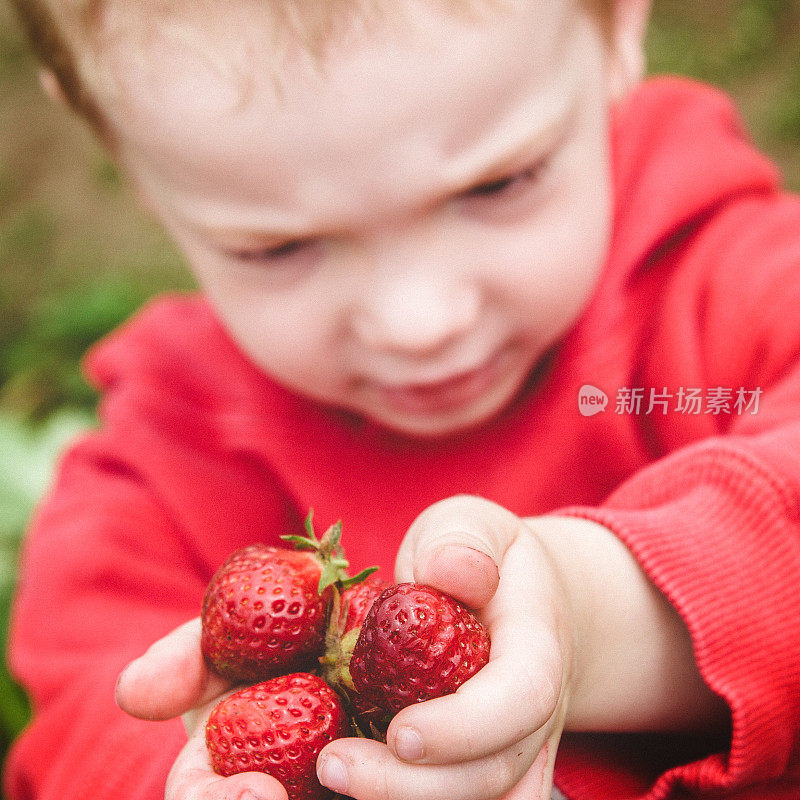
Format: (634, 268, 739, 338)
(6, 77, 800, 800)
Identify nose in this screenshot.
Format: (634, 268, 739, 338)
(352, 264, 482, 356)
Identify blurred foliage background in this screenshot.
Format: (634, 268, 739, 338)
(1, 0, 800, 790)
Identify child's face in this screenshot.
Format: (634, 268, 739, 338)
(105, 0, 622, 438)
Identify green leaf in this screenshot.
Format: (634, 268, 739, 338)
(0, 410, 93, 516)
(304, 509, 317, 542)
(339, 628, 361, 656)
(318, 561, 343, 594)
(279, 534, 319, 551)
(340, 664, 356, 692)
(281, 509, 323, 551)
(340, 566, 379, 590)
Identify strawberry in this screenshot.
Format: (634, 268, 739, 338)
(201, 511, 375, 683)
(339, 573, 391, 635)
(205, 672, 349, 800)
(201, 544, 326, 682)
(319, 573, 391, 734)
(348, 582, 490, 716)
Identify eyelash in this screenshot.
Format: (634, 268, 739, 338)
(466, 161, 547, 199)
(228, 238, 313, 265)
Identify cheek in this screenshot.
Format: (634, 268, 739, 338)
(165, 230, 352, 397)
(228, 303, 338, 384)
(191, 268, 345, 393)
(478, 170, 611, 352)
(492, 193, 609, 319)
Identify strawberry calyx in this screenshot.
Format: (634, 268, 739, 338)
(318, 588, 360, 690)
(319, 590, 393, 745)
(336, 680, 391, 742)
(281, 509, 377, 595)
(283, 510, 388, 739)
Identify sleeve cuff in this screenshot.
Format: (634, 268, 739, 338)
(559, 439, 800, 796)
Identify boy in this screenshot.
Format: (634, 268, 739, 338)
(6, 0, 800, 798)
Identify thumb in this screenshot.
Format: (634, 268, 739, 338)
(504, 734, 561, 800)
(115, 617, 231, 721)
(394, 495, 522, 609)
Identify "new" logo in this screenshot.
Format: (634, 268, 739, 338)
(578, 385, 608, 417)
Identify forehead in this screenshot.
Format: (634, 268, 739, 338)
(103, 0, 586, 221)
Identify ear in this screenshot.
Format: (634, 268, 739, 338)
(604, 0, 652, 101)
(40, 66, 124, 157)
(38, 69, 68, 105)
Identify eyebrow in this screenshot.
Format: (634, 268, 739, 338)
(444, 82, 579, 192)
(182, 83, 579, 249)
(182, 215, 312, 253)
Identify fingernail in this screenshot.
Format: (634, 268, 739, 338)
(461, 544, 496, 563)
(429, 543, 494, 567)
(393, 726, 425, 762)
(317, 754, 348, 794)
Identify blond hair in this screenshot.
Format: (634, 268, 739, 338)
(10, 0, 615, 132)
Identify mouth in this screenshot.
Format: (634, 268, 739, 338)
(372, 351, 509, 417)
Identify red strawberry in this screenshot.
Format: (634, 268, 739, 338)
(205, 672, 349, 800)
(349, 582, 490, 715)
(201, 544, 327, 683)
(340, 573, 390, 633)
(201, 512, 375, 683)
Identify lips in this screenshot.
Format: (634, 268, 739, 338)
(373, 352, 507, 416)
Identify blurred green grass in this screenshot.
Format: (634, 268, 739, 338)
(0, 0, 194, 780)
(1, 0, 800, 789)
(0, 409, 94, 750)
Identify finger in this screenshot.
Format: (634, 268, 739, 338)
(387, 532, 568, 765)
(394, 495, 522, 608)
(166, 720, 288, 800)
(116, 617, 231, 721)
(417, 545, 499, 610)
(500, 735, 560, 800)
(385, 655, 558, 767)
(182, 683, 241, 740)
(317, 733, 542, 800)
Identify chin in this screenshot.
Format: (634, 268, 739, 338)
(367, 394, 515, 440)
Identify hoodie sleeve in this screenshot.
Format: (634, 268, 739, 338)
(3, 437, 198, 800)
(3, 298, 298, 800)
(555, 184, 800, 799)
(559, 434, 800, 799)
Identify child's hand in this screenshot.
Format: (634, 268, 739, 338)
(314, 495, 729, 800)
(315, 496, 575, 800)
(115, 497, 575, 800)
(116, 496, 723, 800)
(115, 618, 292, 800)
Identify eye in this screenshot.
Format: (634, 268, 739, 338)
(227, 238, 316, 265)
(458, 158, 554, 223)
(466, 163, 544, 199)
(468, 174, 523, 197)
(262, 240, 308, 259)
